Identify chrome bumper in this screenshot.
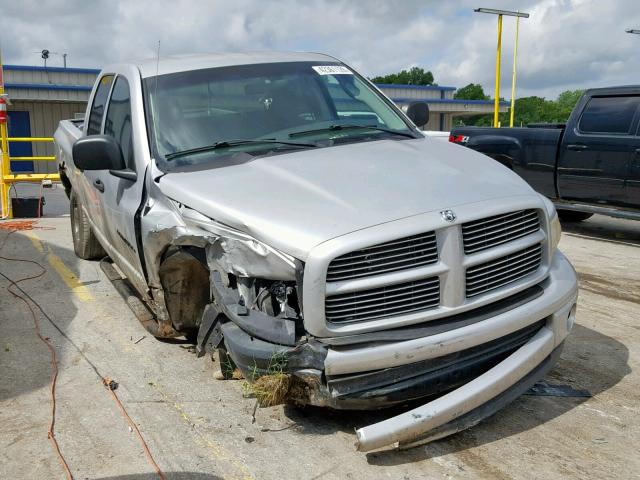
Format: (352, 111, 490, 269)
(349, 251, 578, 451)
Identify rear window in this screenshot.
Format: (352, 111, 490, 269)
(579, 96, 640, 134)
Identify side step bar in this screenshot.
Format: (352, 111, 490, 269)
(99, 258, 178, 337)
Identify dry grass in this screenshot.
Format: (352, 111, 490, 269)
(242, 351, 292, 407)
(250, 373, 292, 407)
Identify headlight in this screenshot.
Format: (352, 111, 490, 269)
(549, 211, 561, 254)
(540, 195, 561, 256)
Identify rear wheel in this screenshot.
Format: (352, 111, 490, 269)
(70, 190, 106, 260)
(558, 210, 594, 222)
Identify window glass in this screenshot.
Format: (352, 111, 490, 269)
(579, 96, 640, 134)
(87, 75, 114, 135)
(104, 76, 134, 169)
(145, 61, 413, 169)
(320, 74, 383, 124)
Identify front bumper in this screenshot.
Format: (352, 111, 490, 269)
(353, 251, 578, 451)
(222, 251, 578, 451)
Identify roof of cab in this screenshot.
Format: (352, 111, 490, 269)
(584, 85, 640, 96)
(131, 51, 339, 78)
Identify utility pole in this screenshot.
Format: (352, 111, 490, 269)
(509, 15, 521, 127)
(474, 8, 530, 127)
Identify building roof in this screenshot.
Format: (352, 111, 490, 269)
(375, 83, 456, 91)
(389, 96, 510, 106)
(3, 64, 101, 74)
(2, 64, 98, 102)
(4, 82, 92, 92)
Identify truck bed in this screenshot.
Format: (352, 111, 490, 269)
(449, 125, 563, 199)
(54, 118, 84, 196)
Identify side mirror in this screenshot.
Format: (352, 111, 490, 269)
(406, 102, 429, 128)
(73, 135, 126, 171)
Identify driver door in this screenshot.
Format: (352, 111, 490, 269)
(92, 72, 148, 294)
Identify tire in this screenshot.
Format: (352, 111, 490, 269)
(70, 190, 106, 260)
(558, 210, 594, 222)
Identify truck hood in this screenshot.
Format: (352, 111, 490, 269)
(158, 137, 535, 259)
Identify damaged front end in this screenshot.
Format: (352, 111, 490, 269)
(138, 179, 332, 406)
(136, 173, 578, 452)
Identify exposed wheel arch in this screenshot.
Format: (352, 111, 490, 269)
(158, 246, 210, 334)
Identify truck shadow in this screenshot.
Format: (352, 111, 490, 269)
(283, 322, 629, 464)
(96, 474, 220, 480)
(0, 226, 80, 402)
(560, 214, 640, 246)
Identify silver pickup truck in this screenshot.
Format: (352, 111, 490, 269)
(55, 52, 578, 451)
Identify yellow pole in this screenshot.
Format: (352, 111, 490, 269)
(509, 15, 521, 127)
(493, 14, 503, 128)
(0, 47, 10, 219)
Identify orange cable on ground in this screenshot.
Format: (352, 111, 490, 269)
(0, 224, 166, 480)
(0, 219, 54, 232)
(102, 378, 167, 480)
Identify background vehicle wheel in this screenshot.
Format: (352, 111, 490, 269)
(558, 210, 594, 222)
(70, 190, 106, 260)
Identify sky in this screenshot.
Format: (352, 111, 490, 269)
(2, 0, 640, 99)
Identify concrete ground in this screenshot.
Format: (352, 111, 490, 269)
(0, 187, 638, 480)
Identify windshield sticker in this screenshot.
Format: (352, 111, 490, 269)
(312, 65, 352, 75)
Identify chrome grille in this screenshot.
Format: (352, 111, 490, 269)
(466, 244, 543, 298)
(462, 209, 540, 254)
(326, 232, 437, 282)
(325, 277, 440, 323)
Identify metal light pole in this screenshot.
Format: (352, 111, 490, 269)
(509, 15, 521, 127)
(474, 8, 530, 127)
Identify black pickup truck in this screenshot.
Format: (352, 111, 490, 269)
(450, 86, 640, 221)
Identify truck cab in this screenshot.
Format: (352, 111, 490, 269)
(558, 86, 640, 209)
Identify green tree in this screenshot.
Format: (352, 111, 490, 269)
(454, 83, 490, 100)
(556, 89, 585, 119)
(371, 67, 435, 86)
(456, 89, 585, 127)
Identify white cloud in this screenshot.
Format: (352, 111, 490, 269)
(2, 0, 639, 98)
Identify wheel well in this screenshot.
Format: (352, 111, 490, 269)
(159, 246, 210, 334)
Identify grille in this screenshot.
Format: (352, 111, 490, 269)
(326, 232, 438, 282)
(466, 244, 542, 297)
(462, 209, 540, 254)
(325, 277, 440, 323)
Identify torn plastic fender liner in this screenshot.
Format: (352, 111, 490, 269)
(355, 326, 555, 452)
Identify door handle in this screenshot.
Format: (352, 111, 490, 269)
(93, 179, 105, 193)
(566, 144, 587, 151)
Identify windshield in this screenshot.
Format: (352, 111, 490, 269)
(144, 61, 417, 169)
